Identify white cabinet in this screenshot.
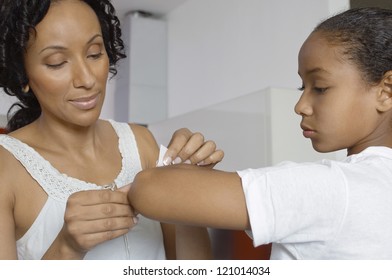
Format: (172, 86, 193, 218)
(114, 13, 167, 125)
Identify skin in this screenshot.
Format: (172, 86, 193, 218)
(0, 0, 223, 260)
(128, 31, 392, 232)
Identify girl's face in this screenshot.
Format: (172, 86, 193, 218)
(24, 0, 110, 127)
(296, 31, 387, 155)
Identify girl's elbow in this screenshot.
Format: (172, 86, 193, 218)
(128, 168, 163, 215)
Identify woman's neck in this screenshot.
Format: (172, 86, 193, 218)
(17, 117, 103, 156)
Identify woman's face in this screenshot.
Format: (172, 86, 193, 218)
(24, 0, 110, 127)
(296, 31, 385, 155)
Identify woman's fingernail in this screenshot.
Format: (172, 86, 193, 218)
(184, 159, 191, 164)
(197, 161, 207, 166)
(163, 156, 172, 166)
(172, 157, 182, 164)
(133, 216, 139, 224)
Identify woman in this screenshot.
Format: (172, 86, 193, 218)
(0, 0, 223, 259)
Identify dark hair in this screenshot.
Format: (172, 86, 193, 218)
(314, 7, 392, 86)
(0, 0, 126, 132)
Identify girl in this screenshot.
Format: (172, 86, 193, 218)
(0, 0, 223, 259)
(129, 7, 392, 259)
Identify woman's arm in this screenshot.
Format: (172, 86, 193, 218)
(42, 188, 135, 260)
(0, 185, 18, 259)
(131, 124, 225, 259)
(0, 152, 18, 259)
(164, 128, 224, 166)
(161, 223, 212, 260)
(129, 164, 250, 230)
(130, 124, 224, 169)
(174, 225, 213, 260)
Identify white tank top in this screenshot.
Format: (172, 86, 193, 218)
(0, 120, 166, 260)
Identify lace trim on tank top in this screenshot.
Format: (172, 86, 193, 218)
(0, 120, 141, 202)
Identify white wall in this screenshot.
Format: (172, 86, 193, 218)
(149, 87, 345, 172)
(166, 0, 349, 117)
(114, 13, 168, 124)
(0, 89, 17, 127)
(1, 0, 349, 124)
(0, 89, 16, 116)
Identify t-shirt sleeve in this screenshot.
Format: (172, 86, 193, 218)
(237, 160, 348, 247)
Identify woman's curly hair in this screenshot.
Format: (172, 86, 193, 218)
(0, 0, 126, 132)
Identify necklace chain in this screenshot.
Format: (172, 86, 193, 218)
(101, 182, 131, 259)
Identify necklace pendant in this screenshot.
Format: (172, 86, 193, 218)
(102, 182, 117, 191)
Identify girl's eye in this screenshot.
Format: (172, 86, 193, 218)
(297, 85, 328, 94)
(314, 87, 328, 94)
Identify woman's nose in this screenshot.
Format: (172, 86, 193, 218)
(73, 59, 95, 89)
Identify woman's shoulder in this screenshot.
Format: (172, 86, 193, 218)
(128, 123, 154, 139)
(0, 137, 27, 193)
(100, 119, 159, 169)
(127, 123, 159, 169)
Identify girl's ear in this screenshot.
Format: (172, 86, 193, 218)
(376, 71, 392, 112)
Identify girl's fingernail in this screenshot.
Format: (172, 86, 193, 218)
(184, 159, 191, 164)
(172, 157, 182, 164)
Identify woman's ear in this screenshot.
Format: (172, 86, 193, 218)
(376, 71, 392, 112)
(22, 84, 30, 93)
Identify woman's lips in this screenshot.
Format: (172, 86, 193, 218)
(69, 94, 99, 110)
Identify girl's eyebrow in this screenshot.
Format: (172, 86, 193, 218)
(298, 67, 331, 77)
(39, 34, 103, 54)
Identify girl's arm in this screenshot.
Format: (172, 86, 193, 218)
(129, 164, 250, 231)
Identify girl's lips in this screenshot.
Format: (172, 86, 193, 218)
(302, 130, 315, 138)
(69, 94, 99, 110)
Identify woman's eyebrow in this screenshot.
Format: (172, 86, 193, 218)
(39, 34, 103, 54)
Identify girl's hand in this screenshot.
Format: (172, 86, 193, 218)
(164, 128, 224, 167)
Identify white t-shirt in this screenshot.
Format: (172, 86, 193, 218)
(238, 146, 392, 259)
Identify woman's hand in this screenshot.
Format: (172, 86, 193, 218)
(57, 187, 137, 257)
(164, 128, 224, 167)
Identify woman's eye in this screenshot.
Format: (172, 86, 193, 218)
(88, 53, 103, 59)
(46, 62, 66, 69)
(297, 85, 305, 91)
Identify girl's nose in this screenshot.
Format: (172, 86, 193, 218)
(294, 91, 313, 116)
